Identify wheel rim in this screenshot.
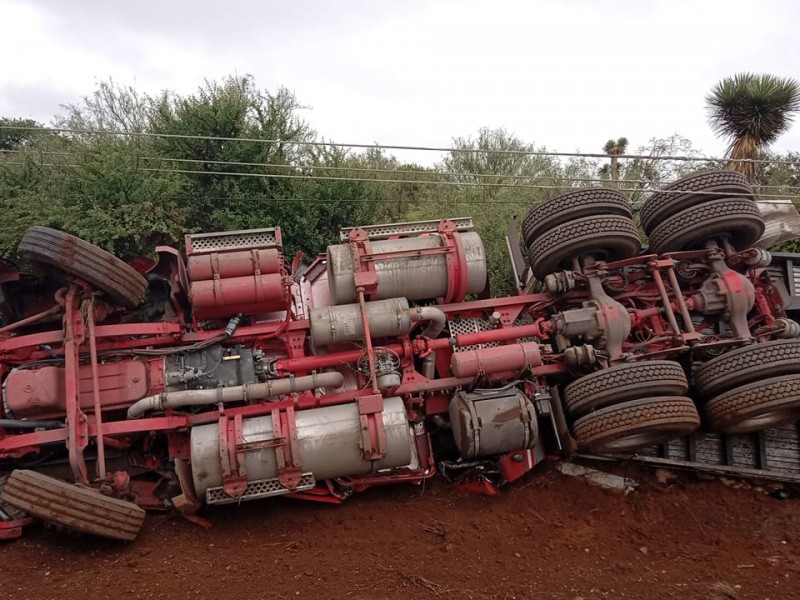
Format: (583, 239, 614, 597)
(722, 406, 800, 435)
(592, 423, 697, 453)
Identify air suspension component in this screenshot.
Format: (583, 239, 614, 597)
(448, 386, 538, 459)
(544, 271, 576, 295)
(189, 396, 413, 500)
(564, 344, 597, 369)
(743, 247, 771, 268)
(775, 317, 800, 338)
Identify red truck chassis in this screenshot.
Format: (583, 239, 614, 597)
(1, 170, 799, 541)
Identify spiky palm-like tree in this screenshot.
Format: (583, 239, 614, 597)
(603, 137, 628, 181)
(706, 73, 800, 181)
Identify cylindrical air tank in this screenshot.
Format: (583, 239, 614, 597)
(326, 233, 487, 304)
(187, 248, 282, 280)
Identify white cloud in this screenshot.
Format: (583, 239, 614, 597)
(1, 0, 798, 164)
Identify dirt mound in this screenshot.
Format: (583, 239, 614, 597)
(1, 465, 798, 599)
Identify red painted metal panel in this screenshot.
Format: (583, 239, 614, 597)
(4, 360, 152, 419)
(190, 273, 289, 319)
(187, 248, 282, 280)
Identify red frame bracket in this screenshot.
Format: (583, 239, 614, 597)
(271, 405, 303, 490)
(357, 394, 387, 461)
(64, 285, 89, 484)
(438, 220, 469, 303)
(348, 229, 379, 299)
(218, 413, 247, 498)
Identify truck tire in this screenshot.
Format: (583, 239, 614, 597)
(18, 226, 148, 308)
(522, 188, 631, 247)
(527, 214, 641, 279)
(693, 340, 800, 398)
(0, 469, 146, 541)
(704, 375, 800, 434)
(640, 170, 753, 235)
(647, 198, 764, 254)
(572, 396, 700, 453)
(564, 361, 688, 417)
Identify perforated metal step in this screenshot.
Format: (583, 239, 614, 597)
(450, 315, 537, 352)
(205, 472, 315, 505)
(185, 227, 282, 255)
(339, 218, 474, 241)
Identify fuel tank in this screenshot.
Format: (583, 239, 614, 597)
(190, 396, 413, 499)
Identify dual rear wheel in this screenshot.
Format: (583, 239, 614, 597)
(564, 361, 700, 453)
(522, 188, 641, 279)
(694, 340, 800, 434)
(640, 170, 764, 253)
(564, 341, 800, 454)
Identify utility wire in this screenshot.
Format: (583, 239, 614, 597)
(4, 160, 799, 200)
(1, 124, 797, 166)
(2, 146, 796, 194)
(6, 147, 795, 192)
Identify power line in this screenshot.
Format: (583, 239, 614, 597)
(0, 148, 691, 188)
(4, 159, 799, 201)
(4, 147, 798, 192)
(1, 124, 797, 165)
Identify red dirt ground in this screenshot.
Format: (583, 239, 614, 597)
(1, 463, 798, 600)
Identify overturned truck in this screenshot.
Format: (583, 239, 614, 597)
(1, 170, 800, 542)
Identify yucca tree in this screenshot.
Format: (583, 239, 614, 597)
(603, 137, 628, 181)
(706, 73, 800, 181)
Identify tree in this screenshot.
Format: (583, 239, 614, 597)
(440, 127, 559, 192)
(603, 137, 628, 181)
(426, 129, 585, 296)
(706, 73, 800, 181)
(148, 76, 316, 235)
(0, 118, 44, 151)
(623, 135, 704, 206)
(52, 137, 186, 257)
(58, 79, 151, 134)
(762, 151, 800, 192)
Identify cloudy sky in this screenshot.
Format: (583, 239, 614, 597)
(1, 0, 798, 164)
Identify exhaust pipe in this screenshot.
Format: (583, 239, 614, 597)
(127, 371, 344, 419)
